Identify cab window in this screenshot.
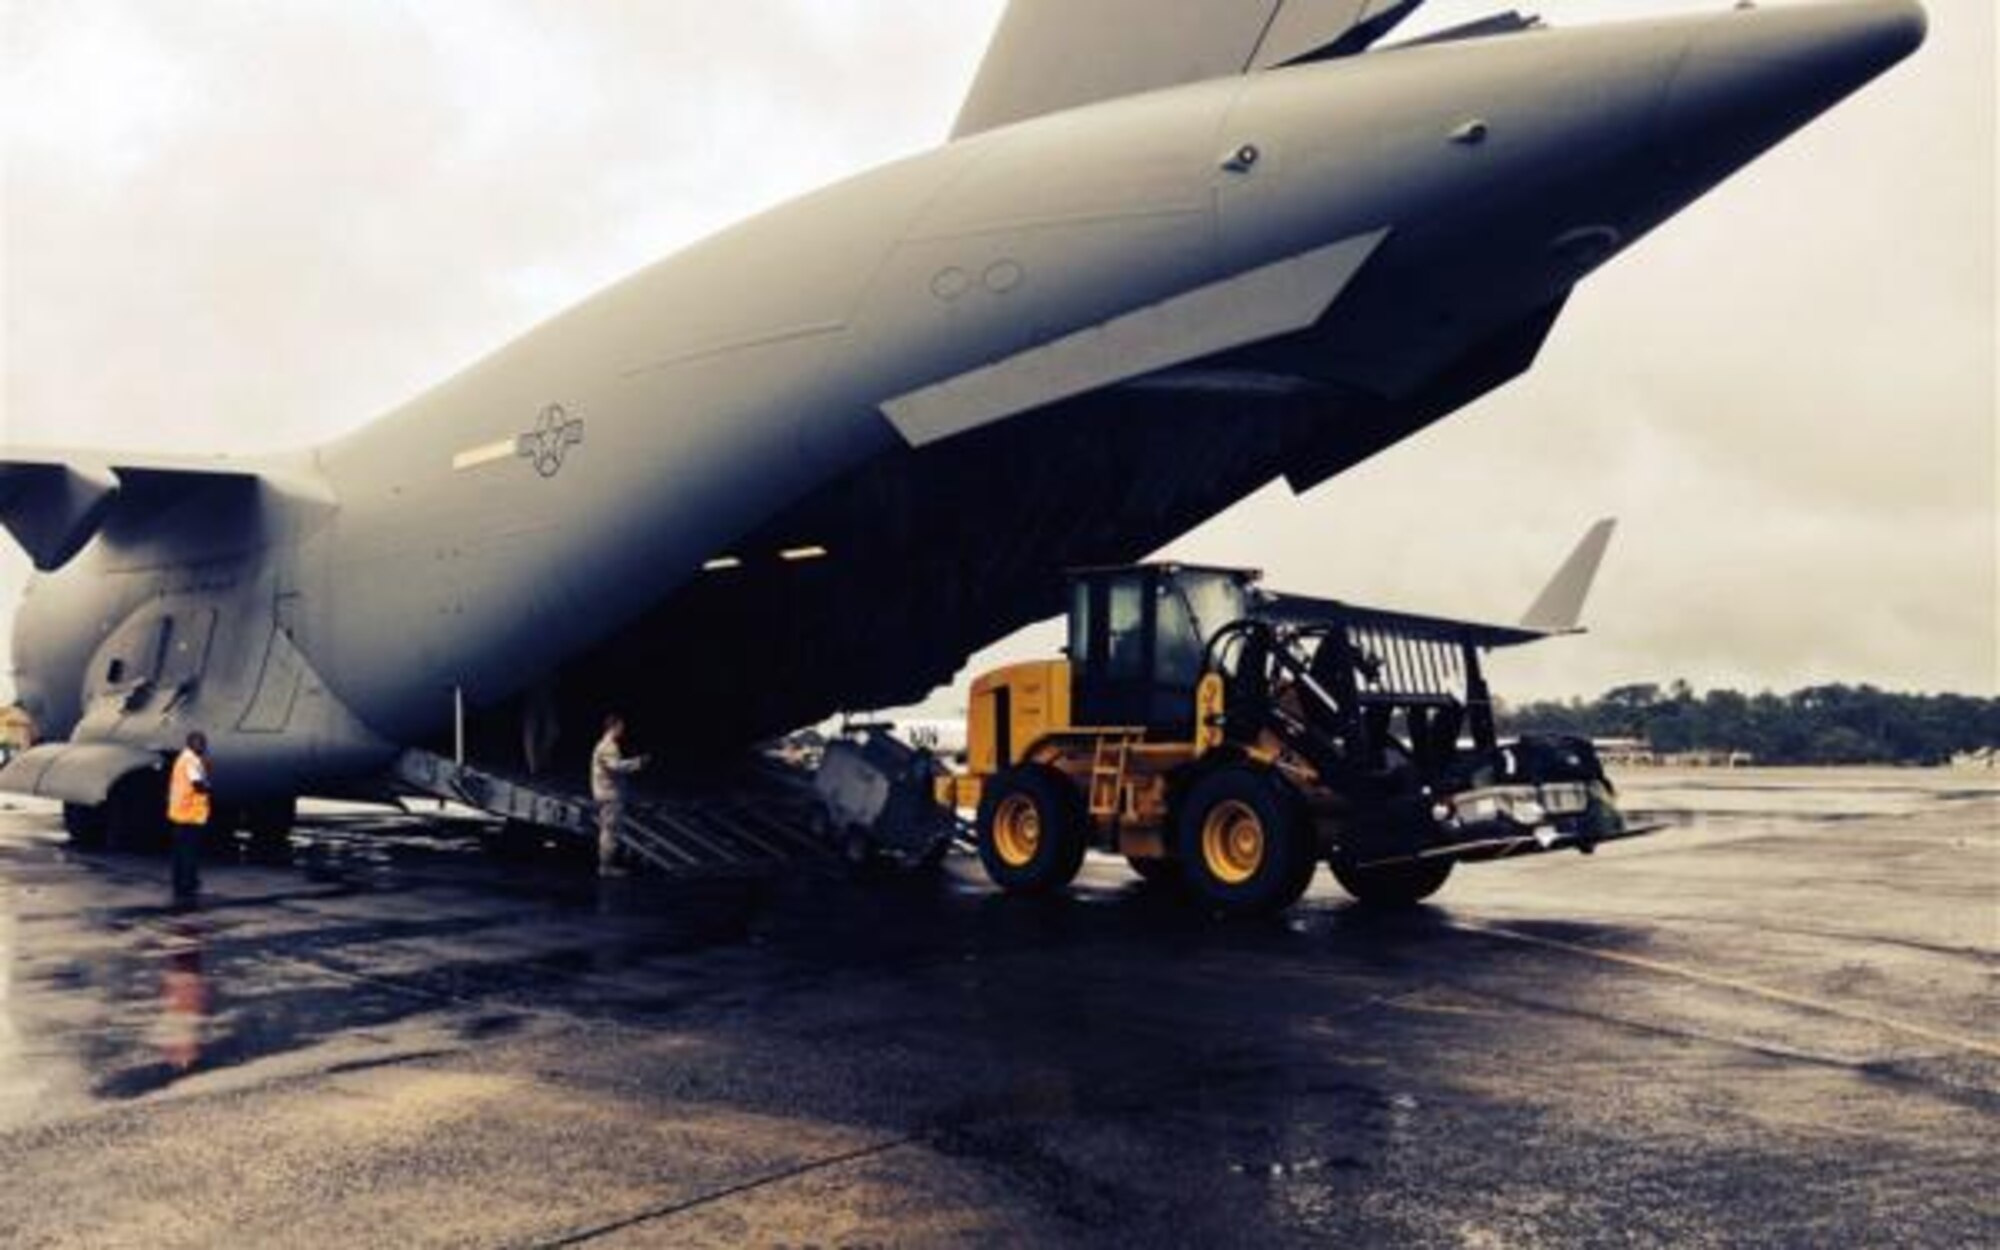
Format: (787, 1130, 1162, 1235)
(1106, 578, 1145, 678)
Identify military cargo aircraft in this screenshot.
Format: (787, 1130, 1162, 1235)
(0, 1, 1926, 841)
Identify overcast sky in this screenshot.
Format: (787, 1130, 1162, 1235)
(2, 1, 1994, 709)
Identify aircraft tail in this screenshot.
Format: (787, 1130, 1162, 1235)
(0, 449, 323, 572)
(1518, 519, 1616, 634)
(952, 0, 1428, 139)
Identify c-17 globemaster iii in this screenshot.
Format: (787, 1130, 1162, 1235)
(0, 1, 1925, 850)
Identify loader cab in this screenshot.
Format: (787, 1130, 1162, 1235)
(1066, 564, 1257, 733)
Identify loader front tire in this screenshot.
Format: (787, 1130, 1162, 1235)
(1175, 766, 1317, 917)
(1330, 859, 1454, 908)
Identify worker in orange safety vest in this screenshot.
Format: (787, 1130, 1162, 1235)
(167, 731, 213, 906)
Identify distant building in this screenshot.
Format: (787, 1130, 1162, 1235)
(1661, 749, 1756, 769)
(1592, 738, 1754, 769)
(1592, 737, 1656, 767)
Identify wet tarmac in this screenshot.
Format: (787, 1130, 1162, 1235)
(0, 770, 1994, 1247)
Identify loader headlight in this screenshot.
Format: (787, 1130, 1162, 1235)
(1454, 793, 1506, 826)
(1539, 783, 1590, 816)
(1446, 787, 1548, 829)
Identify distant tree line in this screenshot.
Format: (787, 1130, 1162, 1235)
(1500, 682, 2000, 766)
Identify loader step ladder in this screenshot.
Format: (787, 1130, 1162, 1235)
(1087, 734, 1140, 820)
(391, 750, 832, 879)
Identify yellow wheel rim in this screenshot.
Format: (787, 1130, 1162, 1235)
(1200, 799, 1265, 886)
(992, 793, 1042, 868)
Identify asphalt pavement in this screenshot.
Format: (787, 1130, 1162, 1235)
(0, 770, 1994, 1247)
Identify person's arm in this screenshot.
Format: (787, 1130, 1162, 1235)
(188, 756, 212, 794)
(594, 742, 648, 776)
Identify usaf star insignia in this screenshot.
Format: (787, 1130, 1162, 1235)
(517, 404, 585, 478)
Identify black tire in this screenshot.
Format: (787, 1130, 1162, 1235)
(237, 798, 297, 860)
(911, 832, 954, 871)
(1330, 859, 1454, 908)
(242, 797, 296, 843)
(1174, 766, 1317, 917)
(976, 765, 1086, 895)
(483, 820, 547, 860)
(105, 770, 169, 851)
(840, 828, 874, 867)
(63, 803, 108, 850)
(1125, 855, 1180, 889)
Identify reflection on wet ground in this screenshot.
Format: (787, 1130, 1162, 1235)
(0, 770, 1994, 1246)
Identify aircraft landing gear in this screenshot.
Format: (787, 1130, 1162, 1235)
(62, 803, 108, 850)
(105, 771, 170, 851)
(240, 798, 297, 859)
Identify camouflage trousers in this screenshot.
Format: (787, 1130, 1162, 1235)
(596, 800, 622, 870)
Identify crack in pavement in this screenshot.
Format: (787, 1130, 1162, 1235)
(524, 1136, 915, 1247)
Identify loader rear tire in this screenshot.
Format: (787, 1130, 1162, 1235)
(976, 766, 1085, 895)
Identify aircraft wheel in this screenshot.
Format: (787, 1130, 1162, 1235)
(839, 827, 874, 867)
(1330, 859, 1454, 908)
(482, 820, 546, 860)
(105, 770, 169, 851)
(1125, 855, 1180, 889)
(976, 766, 1085, 895)
(243, 798, 297, 854)
(1175, 766, 1316, 917)
(62, 803, 108, 850)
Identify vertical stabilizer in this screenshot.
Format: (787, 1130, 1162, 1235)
(952, 0, 1428, 139)
(1519, 519, 1616, 633)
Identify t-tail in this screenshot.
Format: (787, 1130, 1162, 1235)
(1519, 519, 1617, 636)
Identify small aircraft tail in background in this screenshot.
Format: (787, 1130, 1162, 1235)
(1520, 519, 1617, 636)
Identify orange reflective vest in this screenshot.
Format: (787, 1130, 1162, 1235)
(168, 750, 211, 827)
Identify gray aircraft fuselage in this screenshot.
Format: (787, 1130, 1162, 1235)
(8, 2, 1925, 802)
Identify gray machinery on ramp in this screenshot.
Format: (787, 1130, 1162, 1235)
(0, 2, 1928, 850)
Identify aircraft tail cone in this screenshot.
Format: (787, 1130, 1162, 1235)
(1658, 0, 1927, 183)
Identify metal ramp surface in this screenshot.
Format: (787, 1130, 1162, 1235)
(392, 750, 832, 879)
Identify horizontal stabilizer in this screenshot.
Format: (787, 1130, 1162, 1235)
(0, 462, 119, 572)
(1261, 519, 1617, 650)
(1395, 10, 1542, 51)
(953, 0, 1426, 138)
(1273, 0, 1428, 64)
(1519, 518, 1616, 634)
(0, 450, 261, 571)
(0, 741, 163, 806)
(1259, 593, 1549, 650)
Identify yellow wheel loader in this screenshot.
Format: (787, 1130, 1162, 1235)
(939, 530, 1650, 917)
